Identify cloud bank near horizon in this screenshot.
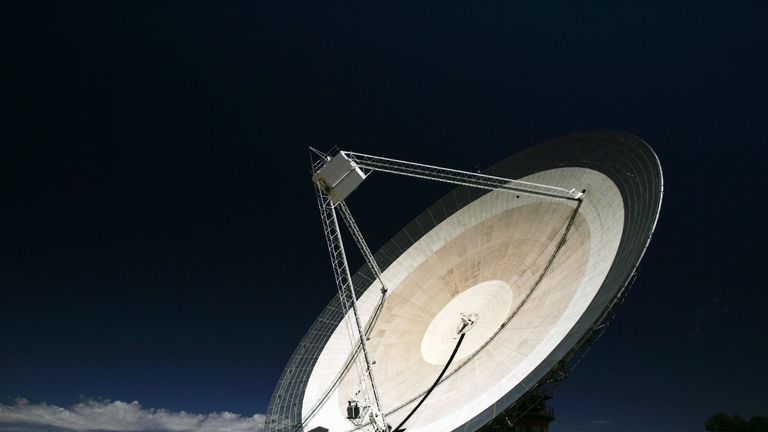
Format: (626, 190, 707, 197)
(0, 399, 265, 432)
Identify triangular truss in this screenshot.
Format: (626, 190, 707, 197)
(309, 148, 583, 432)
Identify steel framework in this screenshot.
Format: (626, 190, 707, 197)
(311, 149, 583, 432)
(314, 184, 389, 432)
(341, 151, 583, 202)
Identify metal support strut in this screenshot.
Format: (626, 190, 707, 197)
(315, 184, 389, 432)
(337, 202, 388, 294)
(341, 151, 583, 202)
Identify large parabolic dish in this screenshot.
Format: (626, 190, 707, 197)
(266, 131, 663, 432)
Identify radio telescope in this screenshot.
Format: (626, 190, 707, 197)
(266, 131, 663, 432)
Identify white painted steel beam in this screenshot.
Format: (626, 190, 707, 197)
(341, 151, 583, 202)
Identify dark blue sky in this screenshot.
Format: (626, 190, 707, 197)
(2, 2, 767, 431)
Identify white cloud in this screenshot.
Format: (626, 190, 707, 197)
(0, 398, 264, 432)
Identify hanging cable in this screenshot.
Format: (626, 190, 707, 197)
(392, 332, 466, 432)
